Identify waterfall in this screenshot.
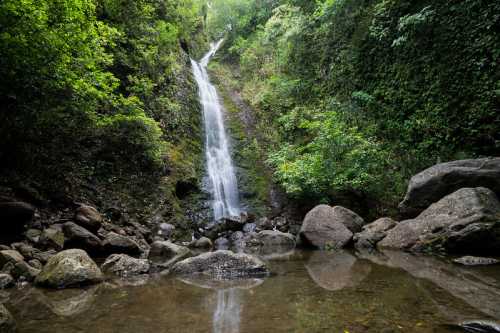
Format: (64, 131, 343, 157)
(191, 40, 240, 221)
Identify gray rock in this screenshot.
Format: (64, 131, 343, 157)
(331, 206, 365, 233)
(299, 205, 354, 249)
(214, 237, 230, 250)
(75, 204, 103, 232)
(379, 187, 500, 254)
(256, 217, 273, 230)
(63, 222, 102, 254)
(158, 223, 175, 238)
(0, 274, 14, 289)
(35, 249, 103, 288)
(242, 223, 257, 233)
(353, 218, 397, 250)
(246, 230, 295, 252)
(0, 304, 16, 333)
(39, 227, 65, 250)
(171, 250, 269, 278)
(400, 158, 500, 217)
(102, 232, 141, 255)
(12, 260, 40, 281)
(148, 241, 190, 271)
(25, 228, 41, 243)
(457, 320, 500, 333)
(190, 237, 213, 249)
(453, 256, 499, 266)
(101, 254, 150, 277)
(0, 250, 24, 268)
(28, 259, 43, 270)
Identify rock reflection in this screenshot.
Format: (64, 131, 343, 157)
(306, 251, 371, 291)
(359, 250, 500, 319)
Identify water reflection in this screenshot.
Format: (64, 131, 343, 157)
(213, 288, 241, 333)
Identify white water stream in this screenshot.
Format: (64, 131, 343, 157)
(191, 40, 240, 221)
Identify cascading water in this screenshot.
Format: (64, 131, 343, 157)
(191, 40, 240, 221)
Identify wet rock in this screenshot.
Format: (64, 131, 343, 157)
(39, 226, 65, 250)
(0, 201, 35, 232)
(63, 222, 102, 254)
(190, 237, 212, 249)
(299, 205, 354, 249)
(214, 237, 230, 250)
(399, 158, 500, 217)
(0, 250, 24, 268)
(35, 249, 103, 288)
(171, 250, 269, 278)
(354, 218, 397, 250)
(379, 188, 500, 254)
(102, 232, 141, 255)
(457, 320, 500, 333)
(101, 254, 150, 277)
(453, 256, 499, 266)
(148, 241, 190, 271)
(0, 303, 16, 333)
(0, 274, 14, 289)
(242, 223, 257, 233)
(75, 204, 103, 232)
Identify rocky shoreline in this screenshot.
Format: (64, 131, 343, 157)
(1, 157, 499, 331)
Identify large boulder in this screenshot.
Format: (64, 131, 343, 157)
(400, 158, 500, 217)
(0, 304, 16, 333)
(379, 187, 500, 254)
(171, 250, 269, 278)
(299, 205, 354, 249)
(74, 204, 103, 232)
(35, 249, 103, 288)
(63, 222, 102, 254)
(148, 241, 190, 271)
(102, 232, 141, 255)
(353, 218, 397, 250)
(245, 230, 296, 254)
(101, 254, 150, 277)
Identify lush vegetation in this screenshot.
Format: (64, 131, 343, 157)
(0, 0, 207, 206)
(207, 0, 500, 209)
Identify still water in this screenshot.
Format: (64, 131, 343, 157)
(5, 250, 500, 333)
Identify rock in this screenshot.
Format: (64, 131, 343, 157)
(33, 250, 57, 264)
(148, 241, 190, 271)
(28, 259, 43, 270)
(12, 260, 40, 281)
(63, 222, 102, 254)
(25, 228, 41, 243)
(353, 218, 397, 250)
(190, 237, 213, 249)
(102, 232, 141, 255)
(75, 204, 103, 232)
(158, 223, 175, 239)
(204, 217, 246, 239)
(35, 249, 103, 288)
(246, 230, 295, 251)
(39, 226, 65, 250)
(0, 274, 14, 289)
(457, 320, 500, 333)
(379, 188, 500, 254)
(242, 223, 257, 233)
(299, 205, 354, 249)
(399, 158, 500, 217)
(11, 242, 38, 260)
(0, 250, 24, 268)
(0, 245, 10, 251)
(171, 250, 269, 278)
(331, 206, 365, 233)
(101, 254, 150, 277)
(453, 256, 499, 266)
(256, 217, 273, 230)
(0, 304, 16, 333)
(214, 237, 230, 250)
(0, 201, 35, 232)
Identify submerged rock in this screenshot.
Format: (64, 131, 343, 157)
(101, 254, 150, 277)
(299, 205, 353, 249)
(171, 250, 269, 278)
(379, 187, 500, 254)
(453, 256, 499, 266)
(35, 249, 103, 288)
(354, 218, 397, 250)
(0, 304, 16, 333)
(75, 204, 103, 232)
(400, 158, 500, 217)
